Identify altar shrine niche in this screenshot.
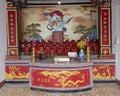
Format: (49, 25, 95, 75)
(52, 32, 63, 44)
(5, 1, 114, 60)
(5, 1, 116, 92)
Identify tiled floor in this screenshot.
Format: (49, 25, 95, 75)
(0, 83, 120, 96)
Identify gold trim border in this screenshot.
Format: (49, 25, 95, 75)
(7, 10, 18, 47)
(8, 48, 18, 56)
(100, 47, 111, 55)
(6, 2, 16, 8)
(100, 8, 110, 46)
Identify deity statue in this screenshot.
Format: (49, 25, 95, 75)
(44, 10, 72, 43)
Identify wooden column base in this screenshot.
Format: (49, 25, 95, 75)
(115, 79, 120, 86)
(0, 80, 5, 88)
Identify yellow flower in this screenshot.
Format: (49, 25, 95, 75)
(77, 40, 86, 49)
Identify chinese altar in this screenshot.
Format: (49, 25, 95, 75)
(5, 1, 115, 92)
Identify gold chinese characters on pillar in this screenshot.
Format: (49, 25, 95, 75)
(100, 8, 115, 59)
(6, 7, 19, 60)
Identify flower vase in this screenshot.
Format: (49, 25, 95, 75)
(79, 49, 85, 61)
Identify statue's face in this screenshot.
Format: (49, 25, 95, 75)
(53, 14, 58, 19)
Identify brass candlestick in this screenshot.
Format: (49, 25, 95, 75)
(32, 47, 35, 63)
(86, 47, 90, 62)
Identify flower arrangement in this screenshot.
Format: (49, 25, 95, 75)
(77, 40, 86, 50)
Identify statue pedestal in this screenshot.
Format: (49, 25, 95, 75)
(52, 31, 63, 44)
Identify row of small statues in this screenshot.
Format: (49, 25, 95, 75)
(21, 39, 99, 55)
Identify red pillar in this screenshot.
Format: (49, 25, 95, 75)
(6, 2, 19, 60)
(99, 6, 114, 59)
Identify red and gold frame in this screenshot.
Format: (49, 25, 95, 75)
(8, 48, 18, 56)
(6, 2, 14, 8)
(5, 65, 29, 80)
(7, 9, 18, 47)
(30, 68, 91, 88)
(100, 8, 111, 46)
(100, 47, 115, 58)
(100, 47, 111, 55)
(93, 64, 115, 79)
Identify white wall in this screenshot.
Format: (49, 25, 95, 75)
(112, 1, 120, 80)
(0, 0, 7, 82)
(112, 2, 117, 54)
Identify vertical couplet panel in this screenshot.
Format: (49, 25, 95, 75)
(6, 2, 19, 59)
(100, 8, 111, 55)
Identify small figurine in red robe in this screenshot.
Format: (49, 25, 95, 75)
(30, 40, 34, 52)
(24, 40, 29, 55)
(93, 40, 99, 54)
